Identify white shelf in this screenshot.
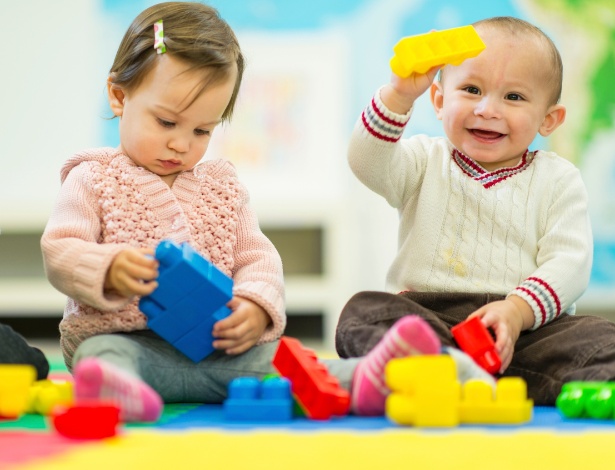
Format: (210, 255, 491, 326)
(0, 279, 65, 316)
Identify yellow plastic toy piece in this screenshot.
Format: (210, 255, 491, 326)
(0, 364, 36, 418)
(459, 377, 533, 424)
(390, 25, 486, 78)
(385, 355, 461, 427)
(27, 379, 74, 415)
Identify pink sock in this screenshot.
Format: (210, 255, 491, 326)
(351, 315, 441, 416)
(73, 357, 162, 423)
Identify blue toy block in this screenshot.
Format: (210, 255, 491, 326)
(139, 240, 233, 362)
(224, 376, 293, 421)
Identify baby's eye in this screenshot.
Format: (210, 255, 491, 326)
(463, 86, 480, 95)
(506, 93, 524, 101)
(157, 118, 175, 128)
(194, 128, 211, 136)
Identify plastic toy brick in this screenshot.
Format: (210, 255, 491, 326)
(27, 379, 74, 416)
(385, 355, 531, 427)
(385, 355, 461, 427)
(0, 364, 36, 418)
(556, 381, 615, 419)
(272, 336, 350, 420)
(139, 239, 233, 362)
(459, 377, 533, 424)
(390, 25, 486, 78)
(451, 316, 502, 374)
(224, 376, 293, 421)
(51, 400, 120, 439)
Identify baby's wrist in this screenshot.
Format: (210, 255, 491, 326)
(506, 296, 534, 331)
(381, 84, 416, 114)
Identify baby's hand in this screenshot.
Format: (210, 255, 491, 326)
(212, 296, 272, 355)
(387, 64, 442, 110)
(467, 299, 527, 373)
(104, 248, 158, 298)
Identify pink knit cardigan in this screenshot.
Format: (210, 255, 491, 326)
(41, 148, 286, 363)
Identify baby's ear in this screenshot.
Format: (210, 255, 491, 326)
(107, 76, 126, 117)
(430, 80, 444, 120)
(539, 103, 566, 137)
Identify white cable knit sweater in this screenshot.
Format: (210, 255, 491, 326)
(42, 148, 285, 362)
(350, 91, 592, 330)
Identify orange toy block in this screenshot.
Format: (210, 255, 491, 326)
(459, 377, 533, 424)
(0, 364, 36, 418)
(272, 336, 350, 420)
(390, 25, 486, 78)
(385, 355, 461, 427)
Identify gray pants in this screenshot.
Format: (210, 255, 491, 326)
(336, 291, 615, 405)
(73, 330, 360, 403)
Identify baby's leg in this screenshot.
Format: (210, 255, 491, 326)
(72, 333, 162, 422)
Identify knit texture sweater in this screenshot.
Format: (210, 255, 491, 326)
(42, 148, 285, 363)
(350, 90, 593, 330)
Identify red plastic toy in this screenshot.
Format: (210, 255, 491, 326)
(272, 336, 350, 420)
(51, 400, 120, 439)
(451, 316, 502, 374)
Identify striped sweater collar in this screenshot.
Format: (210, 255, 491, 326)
(452, 148, 535, 188)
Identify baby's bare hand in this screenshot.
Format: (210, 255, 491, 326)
(212, 297, 271, 355)
(104, 248, 158, 298)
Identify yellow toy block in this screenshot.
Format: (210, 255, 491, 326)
(385, 355, 461, 427)
(0, 364, 36, 418)
(390, 25, 486, 78)
(459, 377, 533, 424)
(27, 379, 74, 415)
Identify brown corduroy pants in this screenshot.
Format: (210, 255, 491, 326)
(336, 291, 615, 405)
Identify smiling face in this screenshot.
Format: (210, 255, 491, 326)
(430, 26, 566, 171)
(108, 54, 237, 186)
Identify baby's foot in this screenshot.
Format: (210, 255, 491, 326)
(351, 315, 440, 415)
(73, 357, 162, 422)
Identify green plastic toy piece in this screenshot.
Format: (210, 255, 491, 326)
(556, 382, 615, 419)
(390, 25, 486, 78)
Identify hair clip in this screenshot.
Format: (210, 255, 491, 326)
(154, 19, 166, 54)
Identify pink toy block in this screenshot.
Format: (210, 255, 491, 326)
(272, 337, 350, 420)
(451, 316, 501, 374)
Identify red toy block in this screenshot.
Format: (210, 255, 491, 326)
(451, 316, 501, 374)
(272, 336, 350, 420)
(51, 400, 120, 439)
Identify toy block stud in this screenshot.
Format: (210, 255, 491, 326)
(272, 337, 350, 420)
(0, 365, 36, 418)
(51, 400, 120, 439)
(451, 316, 501, 374)
(27, 379, 74, 415)
(139, 239, 233, 362)
(224, 376, 293, 421)
(390, 25, 486, 78)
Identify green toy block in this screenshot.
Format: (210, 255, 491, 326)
(556, 382, 615, 419)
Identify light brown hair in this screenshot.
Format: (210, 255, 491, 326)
(109, 1, 244, 121)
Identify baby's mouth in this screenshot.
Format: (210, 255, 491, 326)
(470, 129, 505, 140)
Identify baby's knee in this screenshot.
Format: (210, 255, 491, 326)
(73, 334, 140, 368)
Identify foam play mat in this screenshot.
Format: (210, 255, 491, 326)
(3, 403, 615, 469)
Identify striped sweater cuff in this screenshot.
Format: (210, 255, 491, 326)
(360, 87, 412, 142)
(509, 277, 562, 329)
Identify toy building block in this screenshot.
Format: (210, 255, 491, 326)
(459, 377, 533, 424)
(451, 316, 501, 374)
(0, 364, 36, 418)
(385, 355, 461, 427)
(556, 382, 615, 419)
(139, 239, 233, 362)
(224, 376, 293, 421)
(272, 336, 350, 420)
(390, 25, 486, 78)
(51, 400, 120, 439)
(27, 379, 74, 416)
